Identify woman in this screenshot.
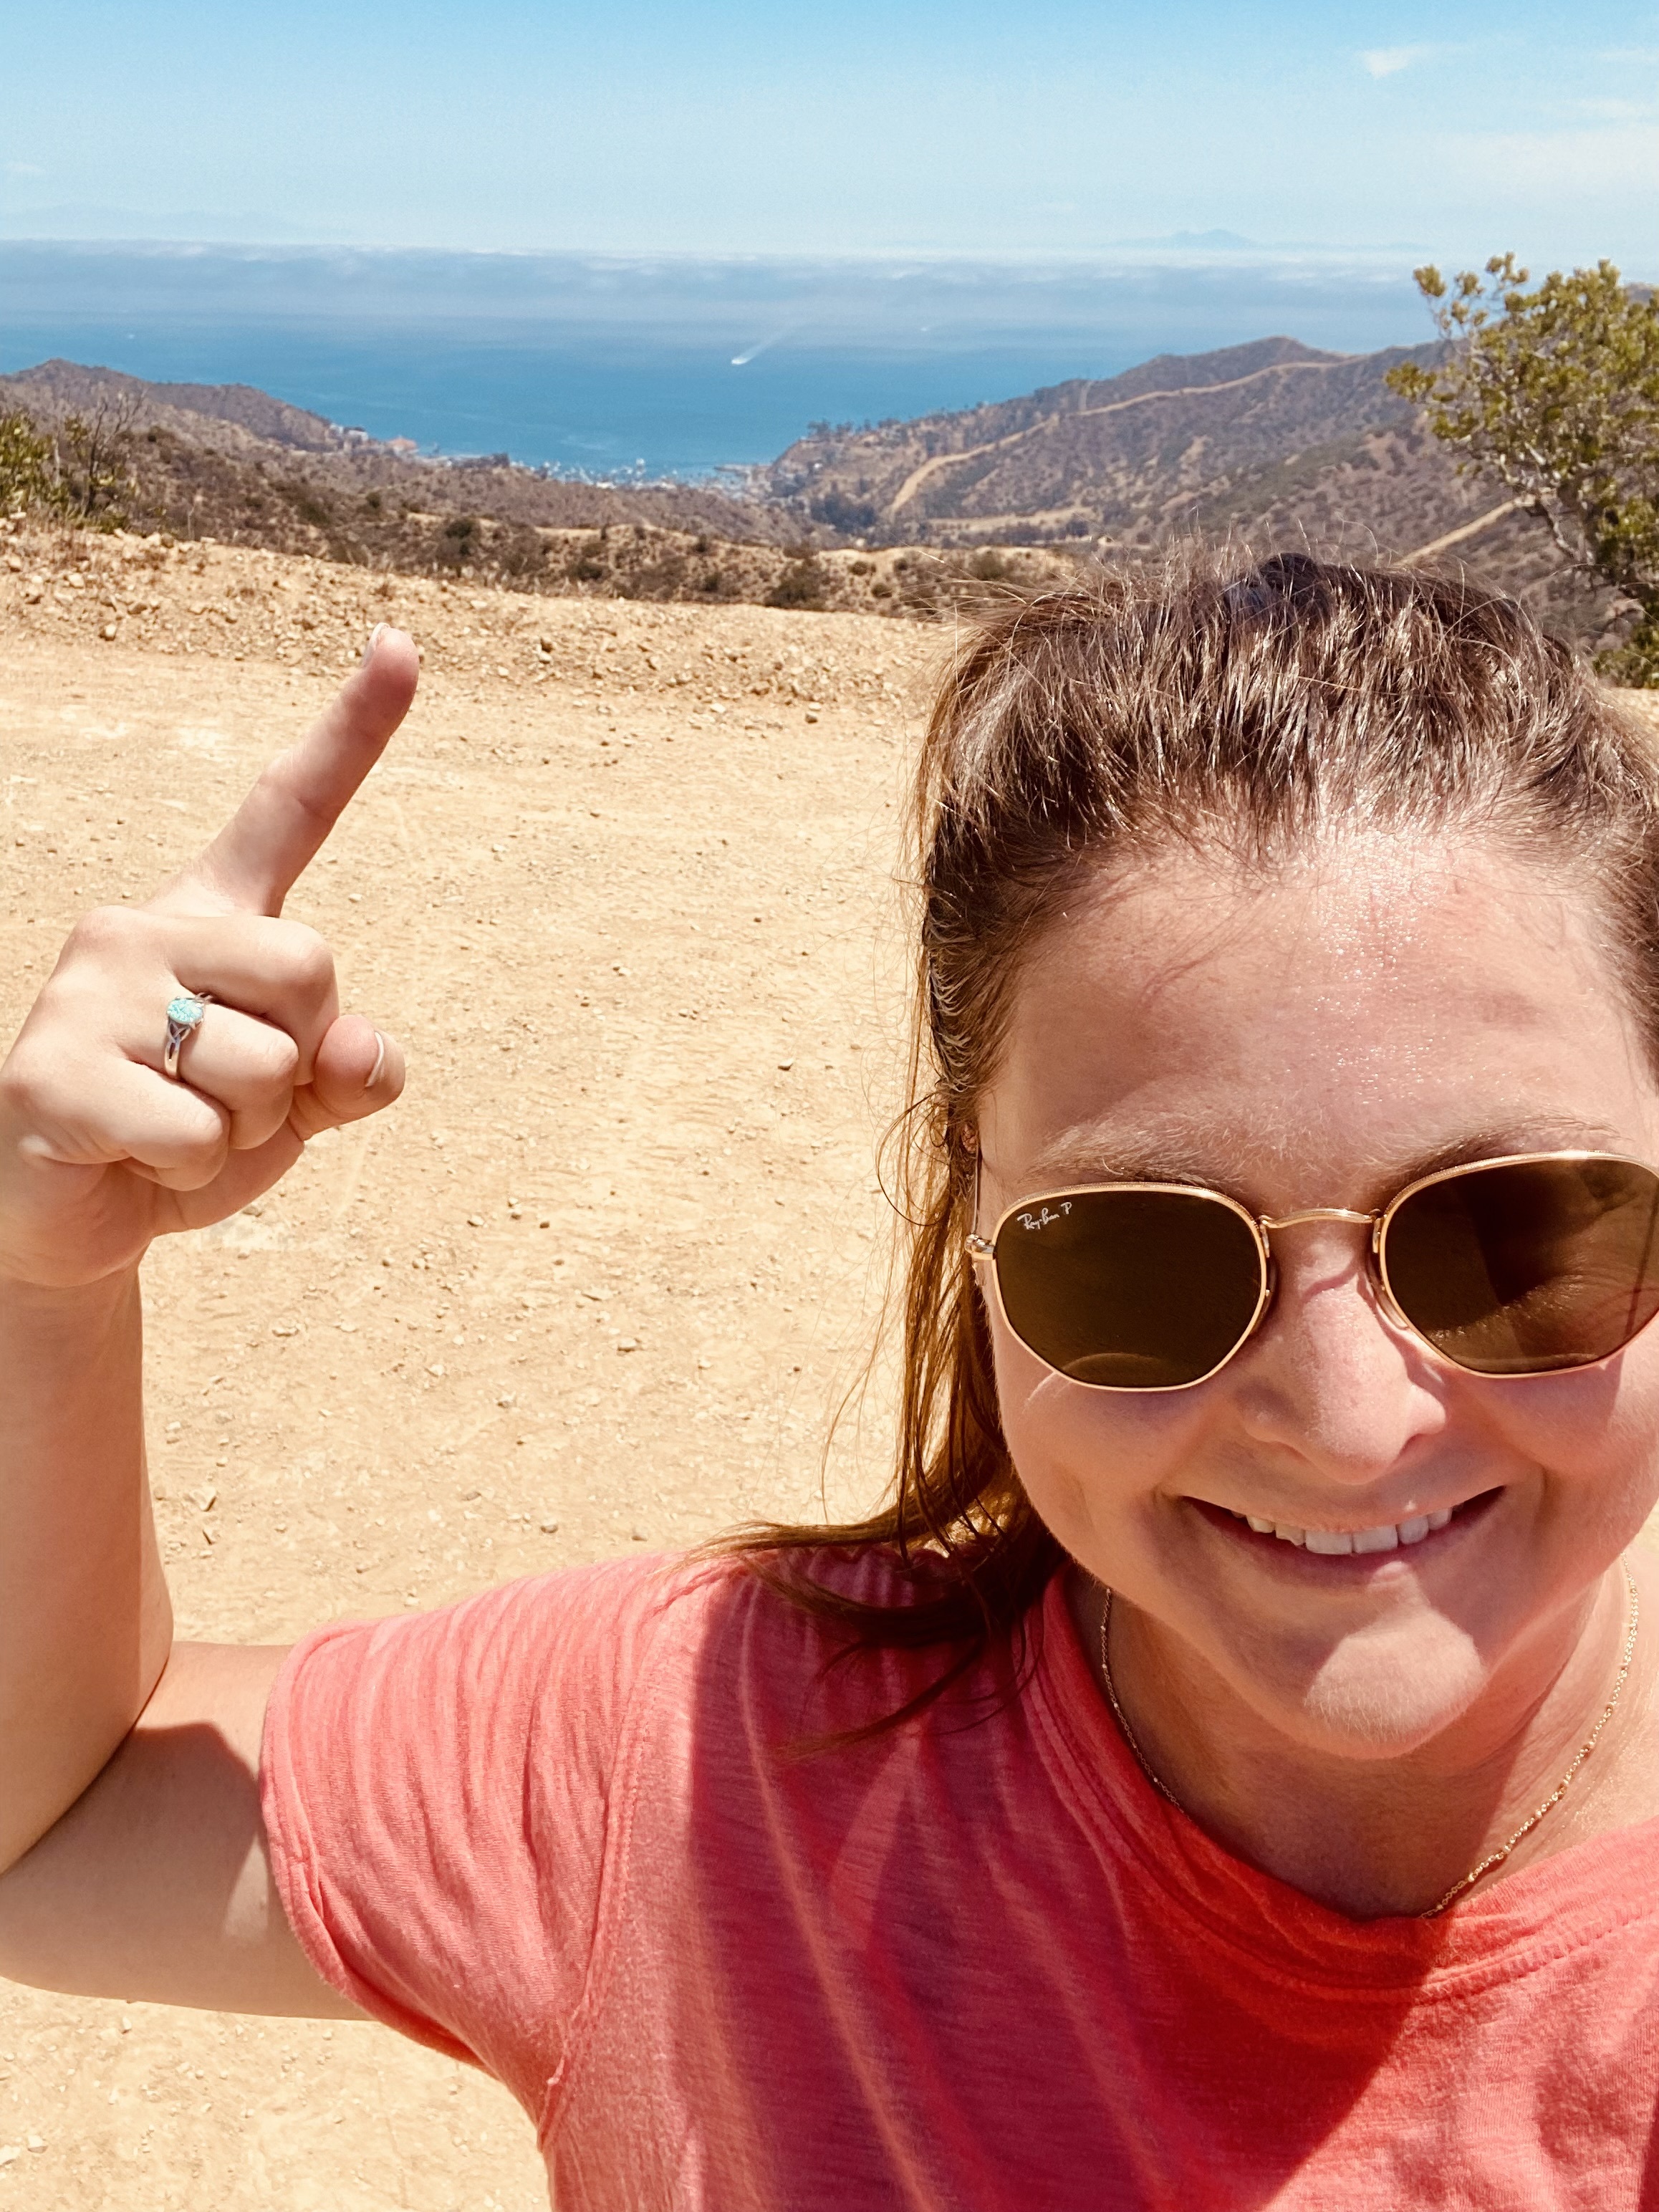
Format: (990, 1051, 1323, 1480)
(3, 551, 1659, 2208)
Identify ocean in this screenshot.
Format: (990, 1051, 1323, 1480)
(0, 242, 1433, 481)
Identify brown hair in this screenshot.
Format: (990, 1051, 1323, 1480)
(728, 546, 1659, 1728)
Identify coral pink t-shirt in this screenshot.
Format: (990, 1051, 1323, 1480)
(261, 1548, 1659, 2209)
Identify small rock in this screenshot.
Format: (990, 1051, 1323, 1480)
(539, 1518, 559, 1534)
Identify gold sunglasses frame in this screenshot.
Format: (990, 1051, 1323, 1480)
(965, 1149, 1659, 1391)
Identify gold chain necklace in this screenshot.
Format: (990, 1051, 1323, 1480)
(1097, 1565, 1640, 1920)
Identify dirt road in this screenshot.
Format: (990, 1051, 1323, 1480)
(4, 526, 1658, 2208)
(0, 530, 943, 2210)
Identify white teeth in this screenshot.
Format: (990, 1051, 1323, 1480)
(1229, 1502, 1465, 1551)
(1351, 1523, 1399, 1554)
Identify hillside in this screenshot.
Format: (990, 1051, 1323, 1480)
(0, 357, 1093, 616)
(759, 332, 1619, 650)
(0, 357, 799, 559)
(0, 344, 1631, 655)
(2, 357, 346, 451)
(762, 337, 1441, 539)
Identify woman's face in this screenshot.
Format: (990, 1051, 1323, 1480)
(976, 833, 1659, 1758)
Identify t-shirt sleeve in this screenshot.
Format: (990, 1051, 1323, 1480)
(259, 1554, 674, 2117)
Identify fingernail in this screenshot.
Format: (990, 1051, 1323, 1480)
(367, 1030, 388, 1088)
(361, 622, 388, 668)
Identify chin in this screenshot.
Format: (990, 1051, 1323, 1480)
(1250, 1619, 1492, 1761)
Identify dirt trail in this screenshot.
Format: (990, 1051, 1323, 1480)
(0, 530, 942, 2210)
(3, 526, 1658, 2208)
(885, 355, 1346, 516)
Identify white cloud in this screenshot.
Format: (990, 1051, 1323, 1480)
(4, 161, 44, 178)
(1360, 44, 1433, 78)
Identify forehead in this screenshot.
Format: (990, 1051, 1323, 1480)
(981, 832, 1658, 1201)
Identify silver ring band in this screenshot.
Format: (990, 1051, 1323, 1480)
(163, 992, 212, 1080)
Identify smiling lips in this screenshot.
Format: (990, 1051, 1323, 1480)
(1222, 1504, 1458, 1555)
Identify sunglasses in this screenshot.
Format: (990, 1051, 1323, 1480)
(966, 1151, 1659, 1390)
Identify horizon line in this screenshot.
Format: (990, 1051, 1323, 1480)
(0, 231, 1442, 268)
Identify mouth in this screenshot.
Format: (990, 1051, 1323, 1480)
(1196, 1489, 1501, 1562)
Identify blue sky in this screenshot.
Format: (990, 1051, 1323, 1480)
(2, 0, 1655, 269)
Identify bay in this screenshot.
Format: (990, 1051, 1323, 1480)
(0, 242, 1433, 480)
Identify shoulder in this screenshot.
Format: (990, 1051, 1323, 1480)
(273, 1541, 1020, 1787)
(630, 1541, 1034, 1752)
(521, 1539, 943, 1648)
(513, 1541, 938, 1692)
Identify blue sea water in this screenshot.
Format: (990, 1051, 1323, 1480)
(0, 244, 1433, 480)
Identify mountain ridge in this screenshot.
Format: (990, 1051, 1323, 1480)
(0, 357, 342, 452)
(761, 335, 1446, 541)
(0, 341, 1624, 653)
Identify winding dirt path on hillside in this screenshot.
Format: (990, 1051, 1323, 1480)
(885, 355, 1349, 517)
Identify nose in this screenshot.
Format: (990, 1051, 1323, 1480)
(1234, 1225, 1446, 1484)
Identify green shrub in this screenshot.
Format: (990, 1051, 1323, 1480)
(766, 556, 829, 610)
(0, 410, 54, 514)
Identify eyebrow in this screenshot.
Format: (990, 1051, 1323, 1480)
(1019, 1114, 1632, 1206)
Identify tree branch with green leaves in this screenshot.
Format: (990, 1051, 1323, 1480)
(1388, 255, 1659, 686)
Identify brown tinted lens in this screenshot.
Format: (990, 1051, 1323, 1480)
(1382, 1158, 1659, 1375)
(991, 1189, 1266, 1388)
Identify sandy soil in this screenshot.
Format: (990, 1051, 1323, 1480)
(0, 526, 945, 2209)
(4, 523, 1659, 2208)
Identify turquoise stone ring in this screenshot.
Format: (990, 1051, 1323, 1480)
(163, 991, 212, 1079)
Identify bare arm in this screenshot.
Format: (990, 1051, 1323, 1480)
(0, 633, 418, 2012)
(0, 1645, 360, 2016)
(0, 1273, 160, 1876)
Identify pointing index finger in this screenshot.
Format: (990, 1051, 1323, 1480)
(178, 627, 420, 917)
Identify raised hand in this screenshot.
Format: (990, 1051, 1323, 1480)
(0, 629, 420, 1289)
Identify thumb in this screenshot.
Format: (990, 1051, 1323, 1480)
(288, 1014, 405, 1141)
